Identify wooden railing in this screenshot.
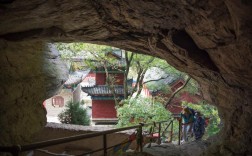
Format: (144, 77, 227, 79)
(0, 118, 181, 156)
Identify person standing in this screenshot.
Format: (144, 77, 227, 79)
(193, 111, 205, 140)
(181, 107, 194, 142)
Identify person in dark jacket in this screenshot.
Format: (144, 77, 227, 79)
(193, 111, 205, 140)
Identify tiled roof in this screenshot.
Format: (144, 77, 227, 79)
(64, 70, 90, 86)
(148, 76, 183, 94)
(80, 79, 96, 87)
(163, 76, 178, 85)
(82, 85, 124, 95)
(91, 96, 124, 100)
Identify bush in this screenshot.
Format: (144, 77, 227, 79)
(58, 101, 90, 125)
(117, 97, 172, 127)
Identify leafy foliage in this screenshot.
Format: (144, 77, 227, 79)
(55, 42, 193, 100)
(55, 42, 113, 60)
(58, 101, 90, 126)
(182, 101, 221, 138)
(145, 71, 198, 95)
(56, 42, 124, 105)
(117, 97, 172, 127)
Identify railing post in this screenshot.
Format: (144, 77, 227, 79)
(178, 118, 182, 145)
(170, 120, 173, 142)
(139, 124, 143, 152)
(103, 134, 107, 156)
(158, 122, 161, 144)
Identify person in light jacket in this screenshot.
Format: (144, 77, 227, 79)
(181, 107, 194, 142)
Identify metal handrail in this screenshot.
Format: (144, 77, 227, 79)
(0, 119, 178, 156)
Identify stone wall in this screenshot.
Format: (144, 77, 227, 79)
(45, 89, 73, 107)
(33, 123, 135, 156)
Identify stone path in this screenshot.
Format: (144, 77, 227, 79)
(46, 103, 66, 123)
(142, 140, 210, 156)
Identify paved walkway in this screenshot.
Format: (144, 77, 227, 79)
(45, 103, 66, 123)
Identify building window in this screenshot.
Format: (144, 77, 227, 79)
(52, 96, 64, 107)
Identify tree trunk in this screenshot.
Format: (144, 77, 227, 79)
(123, 52, 134, 99)
(165, 77, 191, 108)
(135, 68, 148, 98)
(104, 62, 119, 106)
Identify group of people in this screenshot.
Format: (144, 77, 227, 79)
(180, 106, 206, 142)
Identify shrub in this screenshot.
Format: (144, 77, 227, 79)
(58, 101, 90, 125)
(117, 97, 172, 127)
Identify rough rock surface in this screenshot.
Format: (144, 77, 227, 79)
(0, 0, 251, 155)
(0, 42, 68, 145)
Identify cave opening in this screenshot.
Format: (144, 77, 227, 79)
(40, 42, 221, 152)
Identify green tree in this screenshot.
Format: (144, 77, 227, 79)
(117, 97, 172, 127)
(55, 42, 193, 106)
(165, 76, 191, 108)
(58, 101, 90, 126)
(124, 51, 190, 100)
(55, 42, 113, 60)
(55, 43, 201, 115)
(56, 42, 122, 105)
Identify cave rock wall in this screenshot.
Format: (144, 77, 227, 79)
(0, 41, 68, 145)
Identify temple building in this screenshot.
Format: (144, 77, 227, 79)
(82, 49, 128, 125)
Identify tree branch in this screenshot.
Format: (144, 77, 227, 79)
(135, 68, 148, 98)
(165, 76, 191, 108)
(129, 66, 142, 97)
(143, 75, 170, 85)
(124, 51, 134, 99)
(103, 62, 119, 106)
